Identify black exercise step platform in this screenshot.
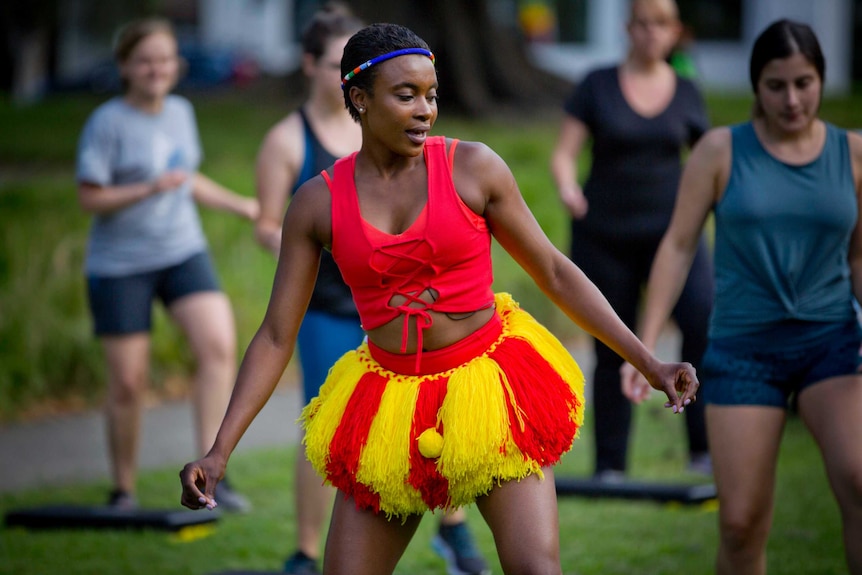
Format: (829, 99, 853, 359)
(4, 505, 220, 531)
(555, 477, 717, 504)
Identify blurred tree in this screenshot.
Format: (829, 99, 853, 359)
(348, 0, 571, 116)
(0, 1, 58, 101)
(0, 0, 159, 102)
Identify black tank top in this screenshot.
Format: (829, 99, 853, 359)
(296, 109, 359, 317)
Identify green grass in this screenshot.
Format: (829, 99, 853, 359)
(0, 398, 845, 574)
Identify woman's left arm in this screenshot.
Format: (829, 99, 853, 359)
(847, 131, 862, 304)
(192, 173, 260, 221)
(456, 141, 697, 411)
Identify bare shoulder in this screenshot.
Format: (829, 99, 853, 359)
(846, 128, 862, 161)
(450, 139, 512, 186)
(688, 126, 732, 174)
(694, 126, 732, 156)
(259, 112, 304, 158)
(450, 139, 502, 169)
(287, 173, 332, 238)
(845, 129, 862, 187)
(449, 139, 514, 212)
(291, 172, 330, 211)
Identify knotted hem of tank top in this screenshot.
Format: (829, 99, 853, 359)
(367, 312, 502, 376)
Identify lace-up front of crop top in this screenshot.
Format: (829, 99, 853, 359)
(325, 137, 495, 372)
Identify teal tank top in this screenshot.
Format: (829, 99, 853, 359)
(711, 122, 857, 343)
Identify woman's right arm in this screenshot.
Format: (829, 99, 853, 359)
(550, 115, 591, 219)
(77, 171, 188, 215)
(254, 115, 304, 256)
(621, 127, 730, 402)
(180, 177, 326, 509)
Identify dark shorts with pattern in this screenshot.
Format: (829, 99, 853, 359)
(700, 319, 862, 408)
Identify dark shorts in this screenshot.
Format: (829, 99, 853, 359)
(297, 309, 365, 403)
(701, 319, 862, 408)
(87, 252, 220, 336)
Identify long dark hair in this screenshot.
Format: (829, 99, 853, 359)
(749, 19, 825, 92)
(341, 23, 432, 122)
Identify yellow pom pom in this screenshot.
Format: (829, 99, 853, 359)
(417, 428, 444, 459)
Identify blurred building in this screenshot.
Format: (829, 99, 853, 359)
(5, 0, 857, 101)
(526, 0, 853, 94)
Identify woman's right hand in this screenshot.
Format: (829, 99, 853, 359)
(620, 361, 652, 404)
(153, 169, 189, 194)
(179, 454, 226, 511)
(559, 184, 589, 219)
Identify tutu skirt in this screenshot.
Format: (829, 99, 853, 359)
(301, 293, 585, 519)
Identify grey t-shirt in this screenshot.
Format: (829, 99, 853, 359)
(77, 95, 207, 276)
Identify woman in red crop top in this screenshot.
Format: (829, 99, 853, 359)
(181, 23, 699, 575)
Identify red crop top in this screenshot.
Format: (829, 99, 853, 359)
(325, 136, 495, 372)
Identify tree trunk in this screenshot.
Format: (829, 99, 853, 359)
(349, 0, 572, 117)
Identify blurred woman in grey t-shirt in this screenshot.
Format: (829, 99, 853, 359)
(75, 17, 258, 512)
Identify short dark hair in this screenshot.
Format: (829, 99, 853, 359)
(300, 2, 363, 59)
(341, 23, 432, 122)
(749, 19, 825, 92)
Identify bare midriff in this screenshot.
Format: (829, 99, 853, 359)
(365, 287, 496, 354)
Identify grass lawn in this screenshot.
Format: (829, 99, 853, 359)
(0, 395, 846, 575)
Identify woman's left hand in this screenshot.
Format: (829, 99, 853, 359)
(241, 197, 260, 221)
(645, 361, 698, 414)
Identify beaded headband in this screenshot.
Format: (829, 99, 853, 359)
(341, 48, 436, 89)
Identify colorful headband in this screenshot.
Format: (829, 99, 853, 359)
(341, 48, 436, 89)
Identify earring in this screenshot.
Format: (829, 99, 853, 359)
(358, 107, 365, 113)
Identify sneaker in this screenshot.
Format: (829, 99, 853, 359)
(283, 550, 320, 575)
(593, 469, 626, 484)
(431, 522, 491, 575)
(687, 452, 713, 476)
(215, 478, 252, 514)
(106, 489, 137, 511)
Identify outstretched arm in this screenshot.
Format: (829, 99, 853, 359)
(192, 173, 259, 221)
(455, 140, 697, 411)
(179, 177, 326, 510)
(620, 127, 729, 403)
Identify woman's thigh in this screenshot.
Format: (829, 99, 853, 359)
(798, 374, 862, 507)
(168, 291, 236, 362)
(476, 468, 561, 575)
(707, 404, 785, 525)
(322, 495, 422, 575)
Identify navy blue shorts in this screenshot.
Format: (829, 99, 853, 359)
(297, 309, 365, 403)
(87, 252, 220, 336)
(700, 320, 862, 408)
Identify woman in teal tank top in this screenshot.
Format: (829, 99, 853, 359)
(622, 19, 862, 574)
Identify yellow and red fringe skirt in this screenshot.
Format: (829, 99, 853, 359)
(301, 293, 585, 519)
